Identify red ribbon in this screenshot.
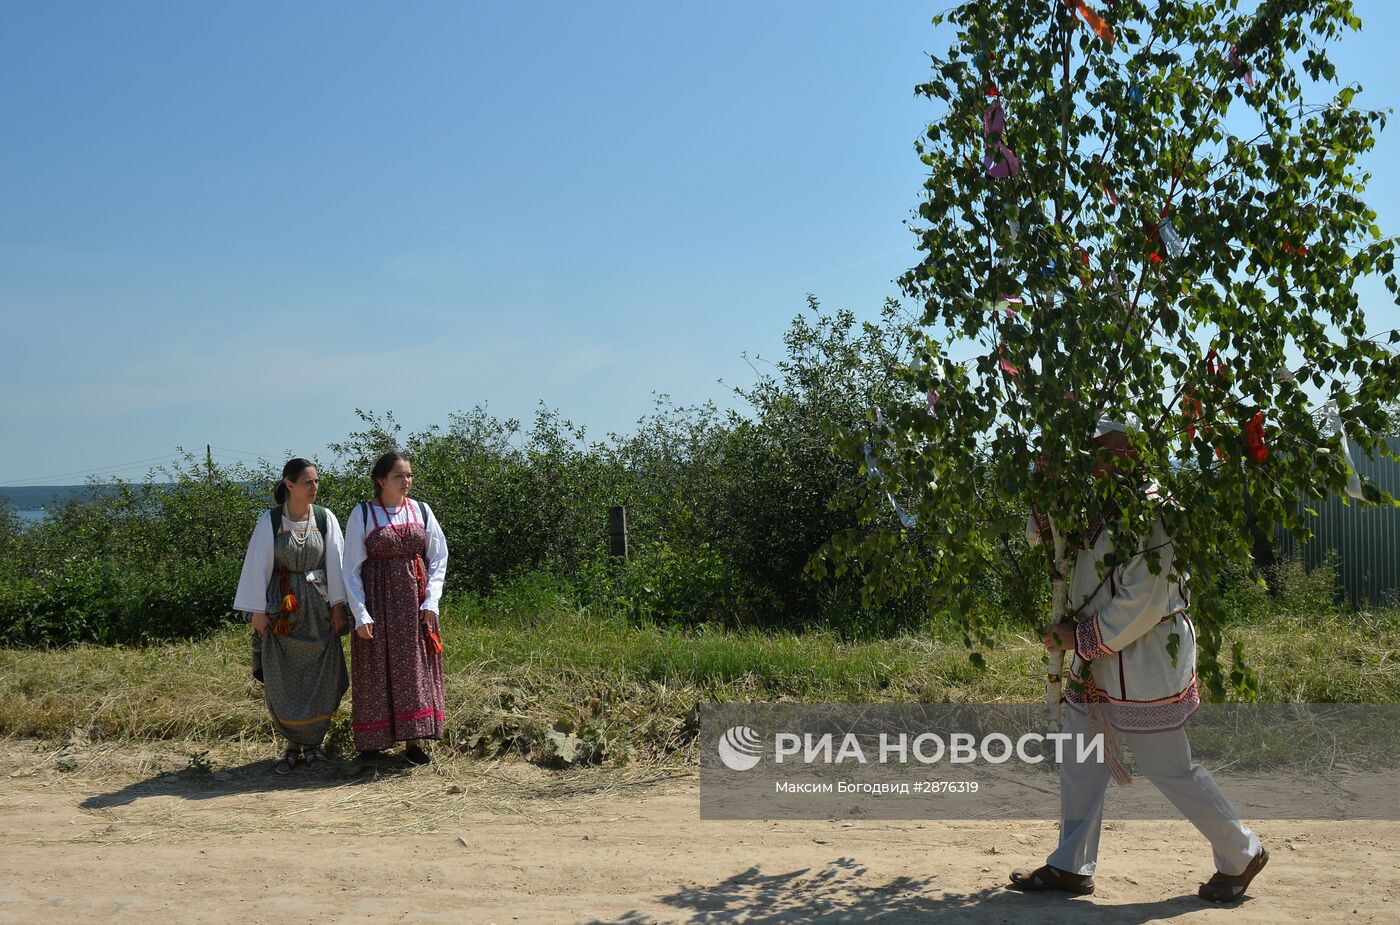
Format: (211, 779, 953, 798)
(414, 554, 428, 606)
(997, 346, 1020, 378)
(1244, 412, 1268, 463)
(1182, 391, 1204, 441)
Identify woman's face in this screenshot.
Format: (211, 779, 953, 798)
(285, 467, 319, 507)
(379, 460, 414, 498)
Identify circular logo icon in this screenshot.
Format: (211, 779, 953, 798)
(717, 725, 763, 771)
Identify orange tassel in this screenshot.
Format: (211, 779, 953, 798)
(272, 615, 290, 637)
(281, 593, 299, 613)
(425, 626, 444, 654)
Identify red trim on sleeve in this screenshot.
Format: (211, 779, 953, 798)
(1074, 616, 1116, 661)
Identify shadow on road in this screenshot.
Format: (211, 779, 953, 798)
(580, 856, 1230, 924)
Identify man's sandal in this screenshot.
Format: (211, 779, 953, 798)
(304, 747, 328, 772)
(1199, 846, 1269, 903)
(1008, 865, 1095, 895)
(273, 746, 301, 775)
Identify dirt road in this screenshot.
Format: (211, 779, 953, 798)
(0, 739, 1394, 924)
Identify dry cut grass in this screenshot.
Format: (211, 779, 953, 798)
(1, 606, 1396, 770)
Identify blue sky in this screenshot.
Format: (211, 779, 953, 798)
(2, 1, 1398, 486)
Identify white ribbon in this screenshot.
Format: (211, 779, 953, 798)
(864, 413, 919, 530)
(1324, 400, 1365, 500)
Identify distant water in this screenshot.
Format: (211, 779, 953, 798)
(16, 510, 47, 526)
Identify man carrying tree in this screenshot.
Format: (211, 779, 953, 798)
(817, 0, 1395, 906)
(816, 0, 1396, 904)
(1008, 417, 1267, 902)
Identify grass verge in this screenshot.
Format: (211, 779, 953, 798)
(2, 591, 1397, 768)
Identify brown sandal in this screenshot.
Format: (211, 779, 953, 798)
(273, 746, 301, 775)
(1199, 846, 1268, 903)
(1008, 864, 1095, 895)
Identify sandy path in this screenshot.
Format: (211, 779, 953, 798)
(0, 739, 1394, 924)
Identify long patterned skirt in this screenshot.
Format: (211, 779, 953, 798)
(350, 523, 445, 751)
(260, 529, 349, 747)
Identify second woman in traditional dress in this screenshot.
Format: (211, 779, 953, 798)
(233, 458, 350, 774)
(344, 451, 449, 765)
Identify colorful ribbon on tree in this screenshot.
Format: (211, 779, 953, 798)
(1244, 411, 1268, 463)
(1182, 390, 1204, 441)
(981, 87, 1020, 179)
(863, 441, 918, 529)
(1158, 221, 1185, 259)
(1067, 0, 1115, 46)
(1325, 400, 1366, 500)
(1228, 44, 1255, 89)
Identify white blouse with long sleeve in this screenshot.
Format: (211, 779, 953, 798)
(342, 498, 448, 629)
(1027, 507, 1198, 731)
(232, 508, 348, 614)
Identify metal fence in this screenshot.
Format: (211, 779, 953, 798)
(1276, 437, 1400, 607)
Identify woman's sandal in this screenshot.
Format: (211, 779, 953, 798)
(273, 746, 301, 775)
(1008, 864, 1096, 895)
(1198, 846, 1269, 903)
(304, 747, 329, 772)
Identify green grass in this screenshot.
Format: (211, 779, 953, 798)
(2, 583, 1397, 768)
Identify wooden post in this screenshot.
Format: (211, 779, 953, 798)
(608, 505, 629, 559)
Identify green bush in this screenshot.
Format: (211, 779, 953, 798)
(1, 559, 122, 646)
(5, 301, 1362, 648)
(0, 557, 240, 647)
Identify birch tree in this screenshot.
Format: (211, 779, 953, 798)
(814, 0, 1400, 700)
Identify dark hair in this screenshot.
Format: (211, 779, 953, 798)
(371, 451, 410, 499)
(274, 458, 315, 505)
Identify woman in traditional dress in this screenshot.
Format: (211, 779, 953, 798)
(233, 458, 350, 774)
(344, 451, 448, 765)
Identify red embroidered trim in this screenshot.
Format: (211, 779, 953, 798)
(394, 708, 443, 722)
(1074, 617, 1115, 661)
(1066, 670, 1198, 705)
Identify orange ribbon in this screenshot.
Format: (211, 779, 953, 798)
(1067, 0, 1115, 46)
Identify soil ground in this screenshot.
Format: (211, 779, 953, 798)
(1, 738, 1394, 924)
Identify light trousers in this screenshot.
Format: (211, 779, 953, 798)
(1047, 706, 1260, 877)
